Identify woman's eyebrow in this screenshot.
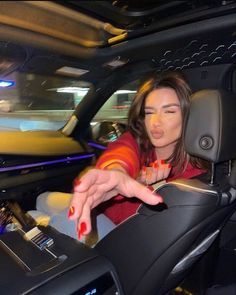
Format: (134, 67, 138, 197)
(145, 103, 180, 109)
(162, 103, 180, 108)
(144, 106, 154, 109)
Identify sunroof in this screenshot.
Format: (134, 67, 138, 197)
(60, 0, 236, 31)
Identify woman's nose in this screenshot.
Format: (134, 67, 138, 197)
(151, 113, 162, 125)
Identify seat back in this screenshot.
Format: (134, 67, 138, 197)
(95, 89, 236, 295)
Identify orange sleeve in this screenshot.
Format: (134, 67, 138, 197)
(95, 131, 141, 178)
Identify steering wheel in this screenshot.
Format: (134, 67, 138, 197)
(93, 121, 127, 145)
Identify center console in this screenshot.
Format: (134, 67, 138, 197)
(0, 202, 123, 295)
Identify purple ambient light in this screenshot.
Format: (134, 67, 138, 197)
(0, 154, 95, 172)
(88, 142, 107, 150)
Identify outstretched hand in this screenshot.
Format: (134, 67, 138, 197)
(68, 168, 163, 239)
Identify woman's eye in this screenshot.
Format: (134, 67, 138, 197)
(165, 110, 176, 114)
(144, 111, 153, 115)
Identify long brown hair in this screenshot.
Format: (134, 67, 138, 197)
(128, 71, 208, 173)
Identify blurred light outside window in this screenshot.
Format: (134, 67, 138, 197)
(0, 72, 91, 131)
(93, 80, 139, 124)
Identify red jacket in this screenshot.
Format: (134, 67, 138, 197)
(96, 131, 205, 224)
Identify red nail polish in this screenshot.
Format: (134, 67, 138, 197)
(150, 162, 154, 167)
(147, 186, 154, 192)
(160, 159, 166, 165)
(67, 206, 75, 218)
(154, 162, 159, 169)
(77, 222, 87, 240)
(80, 222, 87, 235)
(142, 166, 147, 172)
(74, 178, 81, 188)
(168, 163, 172, 168)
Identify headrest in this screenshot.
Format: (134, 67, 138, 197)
(184, 89, 236, 163)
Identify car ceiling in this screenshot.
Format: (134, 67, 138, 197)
(0, 1, 235, 84)
(59, 1, 236, 31)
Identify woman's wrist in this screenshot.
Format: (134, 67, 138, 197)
(104, 163, 127, 174)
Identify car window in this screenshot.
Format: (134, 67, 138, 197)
(93, 79, 141, 124)
(0, 71, 92, 131)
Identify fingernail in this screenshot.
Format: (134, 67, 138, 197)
(142, 166, 147, 172)
(77, 222, 87, 240)
(67, 206, 75, 218)
(160, 159, 166, 165)
(168, 163, 172, 168)
(80, 222, 87, 234)
(150, 162, 154, 167)
(147, 186, 154, 192)
(154, 162, 159, 169)
(74, 178, 81, 188)
(74, 179, 81, 192)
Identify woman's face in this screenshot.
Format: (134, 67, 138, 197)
(144, 87, 182, 158)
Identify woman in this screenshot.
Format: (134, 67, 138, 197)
(67, 71, 209, 240)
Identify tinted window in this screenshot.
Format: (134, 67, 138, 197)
(0, 72, 92, 131)
(93, 79, 141, 123)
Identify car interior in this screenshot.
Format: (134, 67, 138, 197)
(0, 1, 236, 294)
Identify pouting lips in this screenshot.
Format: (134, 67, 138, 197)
(150, 129, 164, 139)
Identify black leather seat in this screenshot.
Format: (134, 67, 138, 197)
(95, 89, 236, 295)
